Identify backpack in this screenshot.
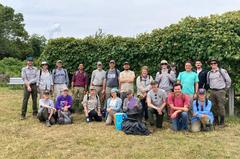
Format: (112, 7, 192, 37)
(207, 68, 227, 85)
(122, 118, 151, 136)
(52, 68, 68, 82)
(57, 110, 72, 124)
(106, 69, 119, 84)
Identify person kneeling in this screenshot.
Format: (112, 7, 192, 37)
(55, 87, 73, 124)
(147, 81, 167, 128)
(37, 91, 56, 127)
(123, 90, 142, 121)
(82, 86, 102, 123)
(191, 88, 214, 132)
(106, 88, 122, 125)
(168, 83, 190, 131)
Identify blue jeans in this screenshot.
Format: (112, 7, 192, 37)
(172, 112, 188, 131)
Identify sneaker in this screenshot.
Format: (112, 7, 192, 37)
(86, 117, 90, 123)
(20, 115, 26, 120)
(46, 120, 51, 127)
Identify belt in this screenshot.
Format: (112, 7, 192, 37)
(210, 88, 225, 91)
(30, 83, 36, 85)
(93, 85, 103, 87)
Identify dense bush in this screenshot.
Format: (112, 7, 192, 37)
(41, 11, 240, 88)
(0, 57, 24, 77)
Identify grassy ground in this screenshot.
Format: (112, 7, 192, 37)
(0, 87, 240, 159)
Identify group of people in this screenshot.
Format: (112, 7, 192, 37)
(20, 56, 231, 132)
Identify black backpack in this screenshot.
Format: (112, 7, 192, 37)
(122, 118, 151, 136)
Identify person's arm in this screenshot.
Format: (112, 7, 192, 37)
(194, 73, 199, 95)
(65, 69, 69, 86)
(55, 97, 60, 110)
(82, 95, 88, 116)
(192, 100, 197, 116)
(136, 77, 145, 93)
(112, 98, 122, 112)
(128, 71, 135, 83)
(122, 98, 128, 112)
(168, 71, 176, 83)
(222, 69, 232, 89)
(176, 72, 181, 84)
(68, 96, 73, 109)
(84, 73, 88, 92)
(90, 71, 95, 86)
(36, 70, 40, 87)
(146, 95, 158, 110)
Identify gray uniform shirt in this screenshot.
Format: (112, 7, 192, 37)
(52, 68, 69, 85)
(207, 68, 231, 89)
(155, 69, 176, 92)
(21, 66, 38, 84)
(91, 69, 106, 86)
(82, 94, 101, 112)
(147, 89, 167, 107)
(37, 70, 53, 91)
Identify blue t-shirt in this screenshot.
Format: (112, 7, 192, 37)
(177, 71, 199, 95)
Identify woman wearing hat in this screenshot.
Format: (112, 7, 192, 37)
(105, 88, 122, 125)
(37, 61, 53, 99)
(191, 88, 214, 132)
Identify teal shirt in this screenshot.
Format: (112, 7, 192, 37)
(177, 71, 199, 95)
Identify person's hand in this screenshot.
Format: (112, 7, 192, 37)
(157, 107, 163, 115)
(193, 93, 197, 100)
(192, 113, 197, 117)
(182, 107, 188, 112)
(27, 86, 32, 92)
(107, 108, 112, 112)
(98, 111, 102, 116)
(63, 106, 68, 112)
(201, 114, 207, 118)
(102, 89, 105, 95)
(171, 111, 178, 119)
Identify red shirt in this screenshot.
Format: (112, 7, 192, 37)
(72, 70, 88, 87)
(168, 93, 190, 115)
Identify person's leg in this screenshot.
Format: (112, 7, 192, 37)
(141, 98, 148, 120)
(37, 108, 45, 122)
(216, 90, 226, 126)
(148, 108, 155, 126)
(191, 120, 201, 132)
(209, 90, 219, 125)
(78, 87, 85, 112)
(96, 86, 104, 109)
(156, 112, 164, 128)
(21, 85, 31, 118)
(106, 111, 114, 125)
(120, 92, 127, 104)
(31, 84, 38, 116)
(72, 87, 80, 113)
(91, 110, 102, 121)
(180, 112, 189, 131)
(53, 84, 60, 101)
(171, 117, 180, 131)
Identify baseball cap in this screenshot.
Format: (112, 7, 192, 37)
(109, 60, 115, 64)
(89, 86, 96, 90)
(41, 61, 48, 65)
(56, 60, 63, 64)
(111, 88, 118, 93)
(26, 56, 33, 61)
(160, 60, 168, 65)
(198, 88, 206, 95)
(97, 61, 102, 65)
(43, 90, 50, 95)
(123, 61, 129, 65)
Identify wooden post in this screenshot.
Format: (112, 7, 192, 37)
(228, 87, 234, 116)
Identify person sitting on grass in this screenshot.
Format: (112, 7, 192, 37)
(168, 83, 190, 131)
(147, 80, 167, 129)
(37, 91, 56, 127)
(191, 88, 214, 132)
(55, 87, 73, 124)
(123, 89, 142, 121)
(82, 86, 102, 123)
(106, 88, 122, 125)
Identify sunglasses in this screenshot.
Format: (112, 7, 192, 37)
(210, 62, 217, 65)
(161, 63, 167, 65)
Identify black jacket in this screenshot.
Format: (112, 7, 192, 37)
(195, 69, 209, 90)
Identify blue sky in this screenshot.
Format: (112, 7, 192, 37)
(0, 0, 239, 39)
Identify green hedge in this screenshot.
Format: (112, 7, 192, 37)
(0, 57, 24, 77)
(41, 11, 240, 89)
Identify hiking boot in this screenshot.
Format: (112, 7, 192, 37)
(20, 115, 26, 120)
(46, 120, 51, 127)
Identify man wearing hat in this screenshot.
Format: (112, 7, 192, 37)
(52, 60, 69, 100)
(155, 60, 176, 93)
(21, 56, 38, 119)
(207, 59, 231, 128)
(82, 86, 102, 123)
(71, 63, 88, 113)
(37, 61, 53, 99)
(90, 61, 106, 108)
(119, 61, 135, 102)
(103, 60, 120, 101)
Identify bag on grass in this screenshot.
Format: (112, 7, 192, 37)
(122, 118, 150, 136)
(57, 110, 73, 124)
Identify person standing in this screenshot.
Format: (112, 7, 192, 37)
(195, 60, 209, 90)
(147, 81, 167, 128)
(90, 61, 106, 108)
(119, 62, 135, 102)
(103, 60, 120, 101)
(21, 56, 38, 119)
(37, 61, 53, 99)
(71, 63, 88, 113)
(155, 60, 176, 93)
(177, 61, 199, 103)
(207, 59, 231, 128)
(136, 66, 153, 121)
(52, 60, 69, 100)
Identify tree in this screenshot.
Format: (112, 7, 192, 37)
(28, 34, 47, 58)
